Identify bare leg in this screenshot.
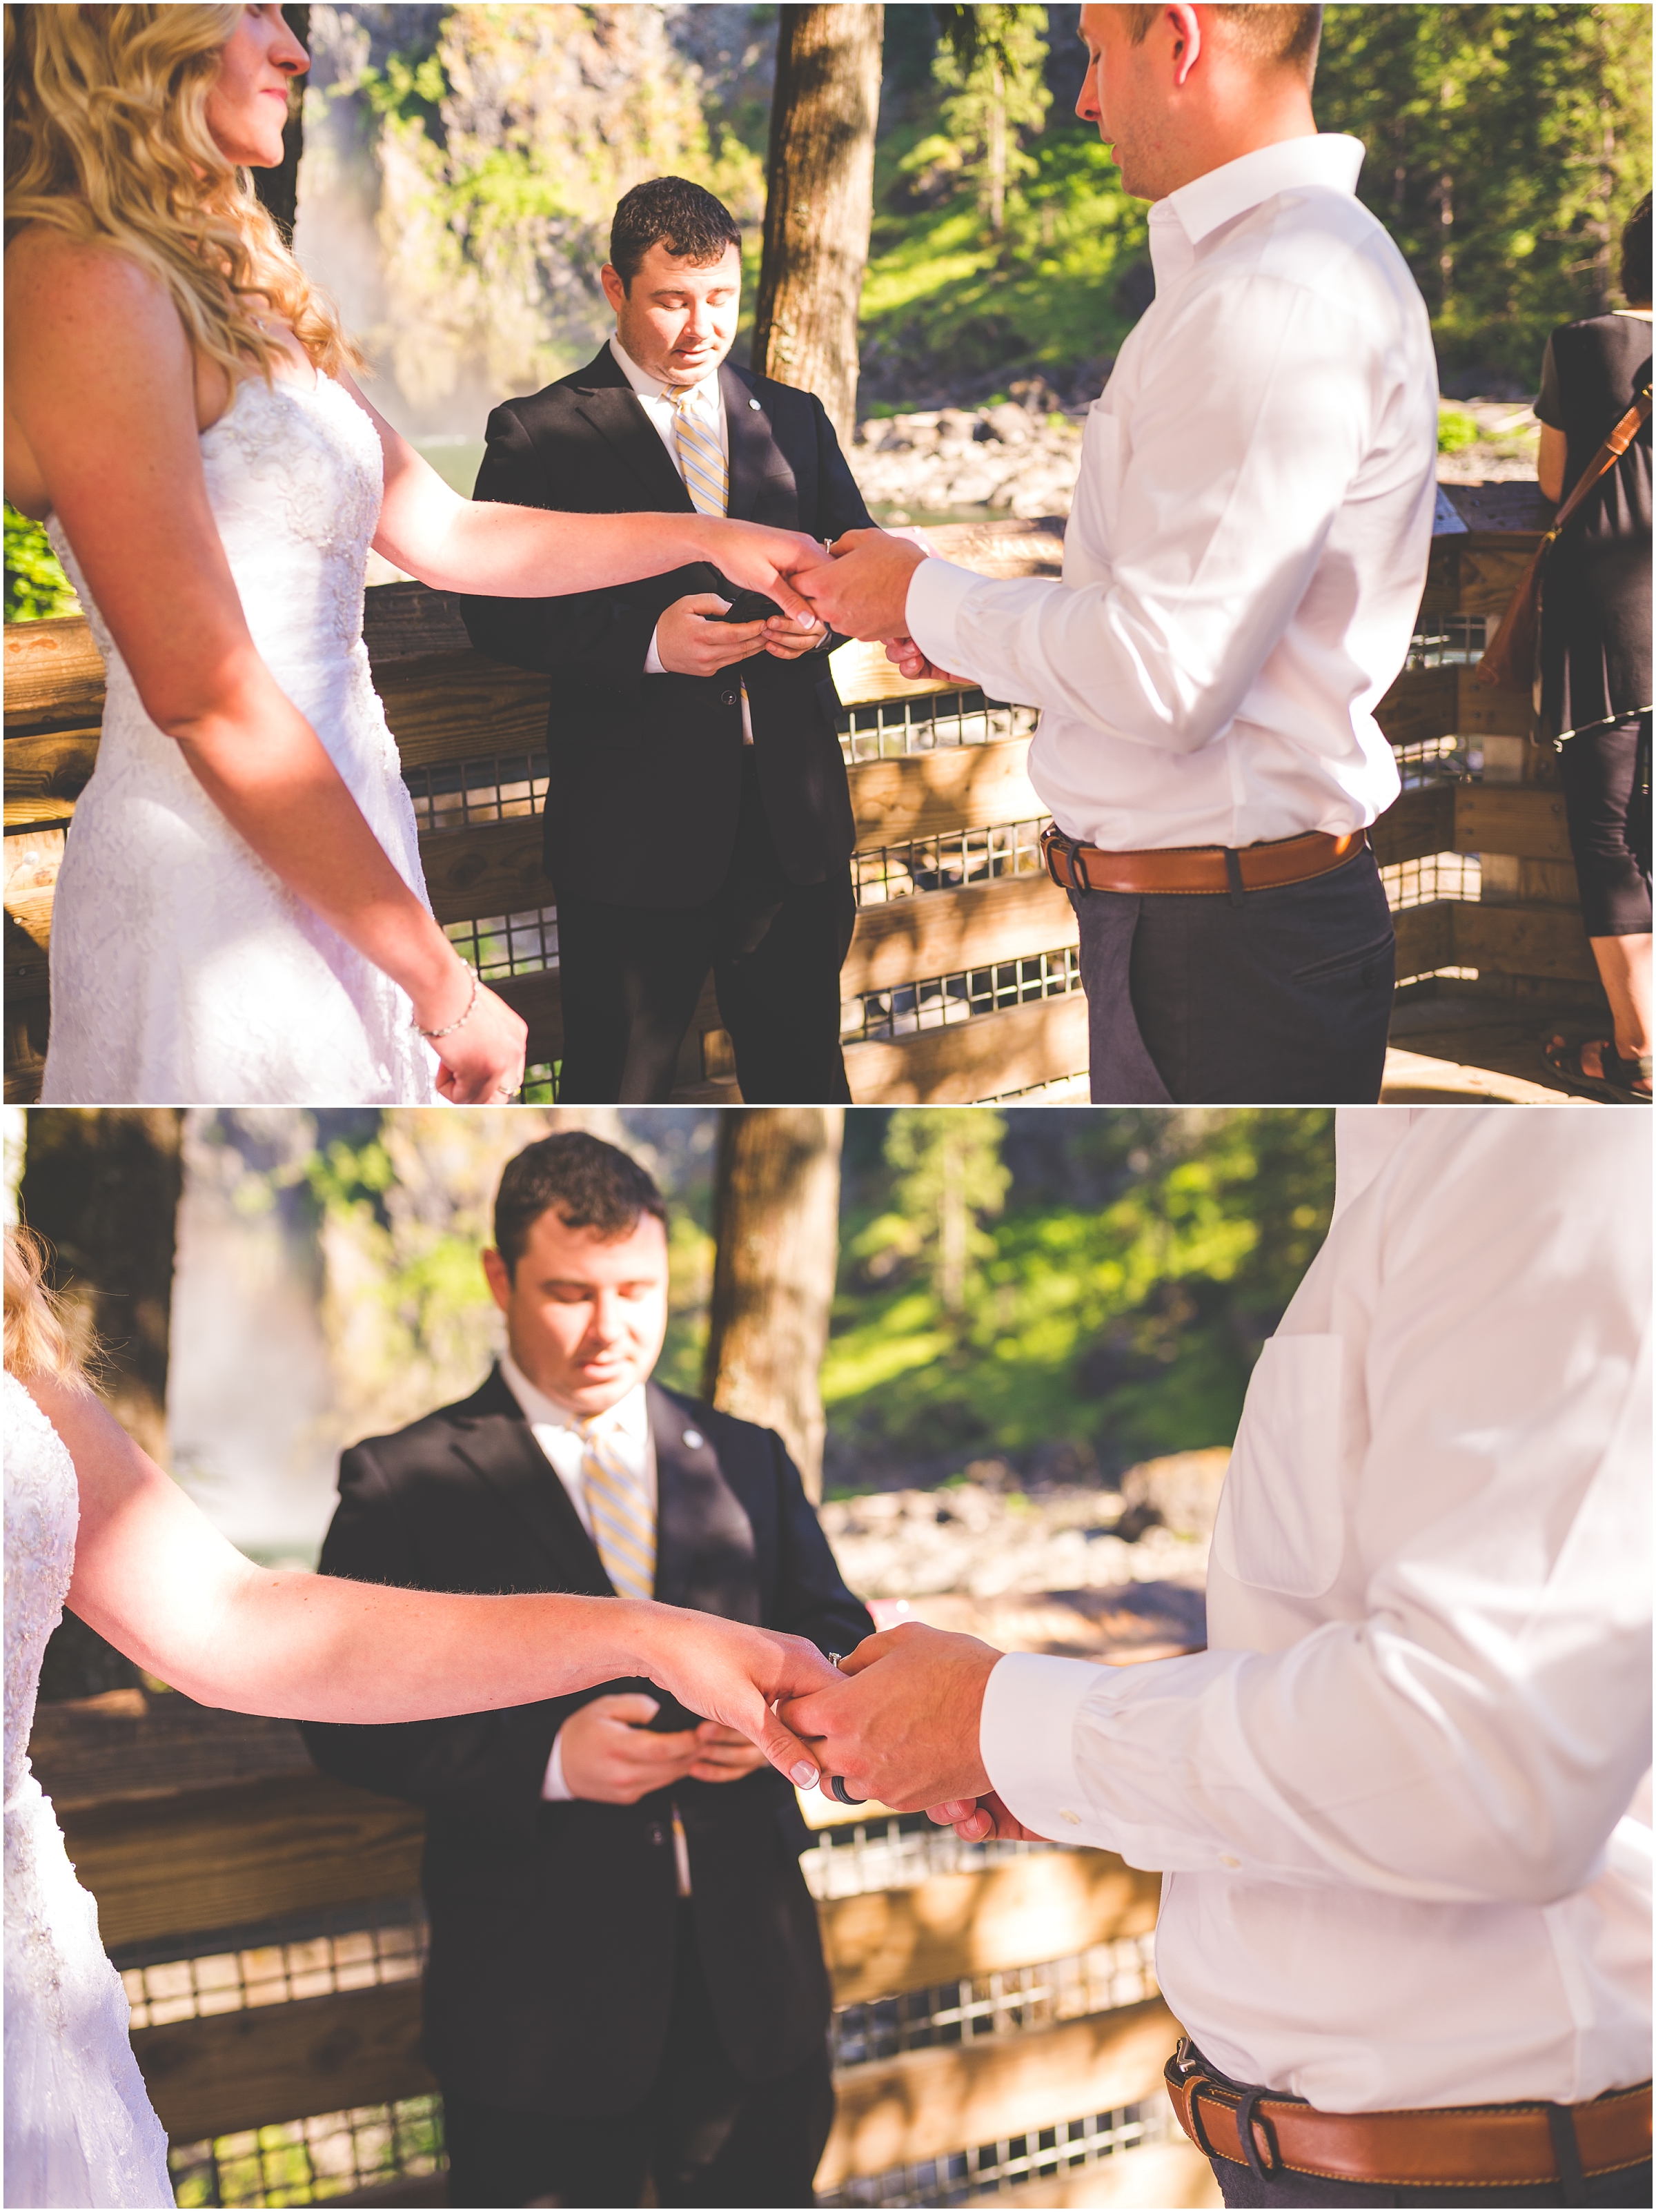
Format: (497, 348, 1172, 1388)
(1551, 934, 1653, 1094)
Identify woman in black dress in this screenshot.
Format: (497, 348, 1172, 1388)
(1539, 195, 1652, 1102)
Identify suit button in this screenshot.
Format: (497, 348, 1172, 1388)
(648, 1822, 667, 1848)
(718, 688, 738, 708)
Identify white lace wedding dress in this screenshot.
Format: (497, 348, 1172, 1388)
(3, 1373, 175, 2207)
(41, 372, 438, 1105)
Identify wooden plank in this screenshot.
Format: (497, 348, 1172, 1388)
(1417, 537, 1459, 619)
(57, 1772, 426, 1952)
(3, 616, 105, 730)
(845, 991, 1090, 1104)
(28, 1692, 311, 1814)
(1455, 545, 1533, 618)
(1452, 900, 1597, 983)
(361, 581, 473, 663)
(3, 727, 102, 830)
(417, 817, 546, 925)
(1439, 482, 1550, 539)
(818, 1999, 1178, 2189)
(1392, 900, 1455, 981)
(1457, 664, 1532, 739)
(376, 662, 551, 770)
(820, 1852, 1160, 2010)
(1374, 667, 1456, 750)
(831, 638, 958, 705)
(133, 1981, 435, 2144)
(844, 875, 1076, 998)
(1371, 783, 1454, 869)
(849, 740, 1042, 846)
(1453, 785, 1572, 863)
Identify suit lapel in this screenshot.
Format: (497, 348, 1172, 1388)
(649, 1383, 761, 1623)
(569, 347, 695, 513)
(721, 362, 796, 525)
(448, 1366, 612, 1594)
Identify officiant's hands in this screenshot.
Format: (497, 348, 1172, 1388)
(657, 594, 770, 676)
(555, 1694, 768, 1803)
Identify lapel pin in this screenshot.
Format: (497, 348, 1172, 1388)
(682, 1429, 704, 1449)
(748, 398, 762, 411)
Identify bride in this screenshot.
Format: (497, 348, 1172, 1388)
(3, 5, 829, 1107)
(3, 1226, 832, 2207)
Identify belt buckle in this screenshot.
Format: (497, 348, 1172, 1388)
(1044, 827, 1092, 894)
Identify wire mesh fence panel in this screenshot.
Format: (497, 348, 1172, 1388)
(842, 948, 1083, 1046)
(818, 2092, 1181, 2209)
(167, 2095, 444, 2210)
(838, 694, 1039, 764)
(831, 1934, 1160, 2066)
(117, 1901, 428, 2030)
(800, 1812, 1064, 1901)
(854, 819, 1049, 907)
(441, 906, 558, 980)
(403, 751, 549, 833)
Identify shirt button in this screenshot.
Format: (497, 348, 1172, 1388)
(1220, 1854, 1241, 1868)
(1059, 1809, 1081, 1826)
(682, 1429, 703, 1449)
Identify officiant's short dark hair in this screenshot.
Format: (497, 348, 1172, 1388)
(609, 177, 742, 291)
(494, 1133, 667, 1276)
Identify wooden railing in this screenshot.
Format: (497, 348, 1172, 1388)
(32, 1687, 1216, 2205)
(3, 492, 1589, 1105)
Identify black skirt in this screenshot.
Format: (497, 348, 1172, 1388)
(1536, 313, 1652, 735)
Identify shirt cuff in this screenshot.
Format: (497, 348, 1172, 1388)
(905, 556, 985, 681)
(542, 1728, 574, 1802)
(980, 1651, 1111, 1846)
(644, 624, 667, 678)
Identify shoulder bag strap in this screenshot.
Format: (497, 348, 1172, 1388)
(1548, 373, 1653, 542)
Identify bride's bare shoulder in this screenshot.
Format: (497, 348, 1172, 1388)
(7, 222, 184, 343)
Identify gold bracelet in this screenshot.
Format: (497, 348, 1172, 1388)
(413, 961, 478, 1039)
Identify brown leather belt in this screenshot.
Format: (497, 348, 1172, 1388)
(1041, 823, 1368, 897)
(1165, 2042, 1653, 2189)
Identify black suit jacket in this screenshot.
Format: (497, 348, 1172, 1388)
(457, 346, 874, 908)
(300, 1368, 871, 2116)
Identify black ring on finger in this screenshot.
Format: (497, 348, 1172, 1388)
(828, 1774, 867, 1807)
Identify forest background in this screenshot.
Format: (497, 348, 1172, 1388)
(6, 1106, 1331, 1562)
(6, 1, 1651, 616)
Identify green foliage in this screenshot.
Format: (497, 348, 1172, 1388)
(882, 1109, 1012, 1313)
(1437, 407, 1481, 453)
(934, 6, 1052, 236)
(4, 502, 78, 623)
(1314, 4, 1654, 381)
(825, 1110, 1335, 1478)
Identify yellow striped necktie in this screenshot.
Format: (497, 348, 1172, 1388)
(668, 386, 728, 517)
(578, 1416, 656, 1602)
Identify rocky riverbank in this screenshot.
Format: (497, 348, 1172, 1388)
(846, 390, 1544, 522)
(819, 1447, 1226, 1603)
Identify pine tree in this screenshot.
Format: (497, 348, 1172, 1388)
(885, 1110, 1011, 1317)
(934, 5, 1053, 241)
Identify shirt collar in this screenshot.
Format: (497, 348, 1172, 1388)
(1163, 133, 1364, 246)
(609, 330, 720, 407)
(498, 1349, 649, 1442)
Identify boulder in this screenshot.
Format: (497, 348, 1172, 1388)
(1115, 1447, 1230, 1543)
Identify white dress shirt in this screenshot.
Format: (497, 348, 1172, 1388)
(980, 1108, 1652, 2112)
(905, 137, 1440, 852)
(496, 1354, 657, 1808)
(609, 333, 756, 745)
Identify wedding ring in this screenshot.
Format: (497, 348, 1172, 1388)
(828, 1774, 867, 1807)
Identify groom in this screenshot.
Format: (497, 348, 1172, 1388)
(301, 1131, 871, 2208)
(460, 177, 875, 1104)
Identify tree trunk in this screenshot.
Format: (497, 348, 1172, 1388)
(753, 4, 884, 444)
(18, 1110, 186, 1699)
(985, 59, 1008, 238)
(700, 1110, 843, 1502)
(253, 5, 310, 244)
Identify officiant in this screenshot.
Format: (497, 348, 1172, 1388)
(458, 177, 875, 1105)
(301, 1131, 871, 2207)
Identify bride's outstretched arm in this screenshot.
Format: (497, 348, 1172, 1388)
(344, 373, 828, 616)
(33, 1374, 830, 1788)
(4, 234, 524, 1104)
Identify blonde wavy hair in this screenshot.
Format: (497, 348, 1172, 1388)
(4, 3, 360, 382)
(3, 1225, 91, 1389)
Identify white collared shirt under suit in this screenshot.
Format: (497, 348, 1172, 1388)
(906, 137, 1441, 1106)
(979, 1108, 1651, 2191)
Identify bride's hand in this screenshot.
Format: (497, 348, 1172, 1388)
(414, 972, 529, 1104)
(636, 1606, 840, 1788)
(696, 517, 832, 625)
